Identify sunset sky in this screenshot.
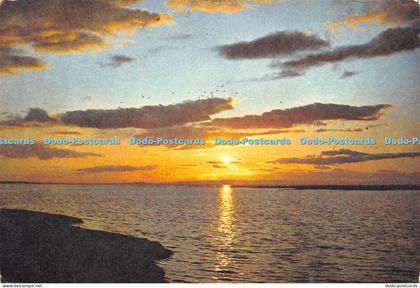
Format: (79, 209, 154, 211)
(0, 0, 420, 184)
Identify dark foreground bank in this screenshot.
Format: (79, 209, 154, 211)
(0, 209, 172, 283)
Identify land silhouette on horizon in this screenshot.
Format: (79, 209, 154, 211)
(0, 209, 172, 283)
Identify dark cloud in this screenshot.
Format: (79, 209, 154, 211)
(0, 0, 170, 74)
(271, 149, 420, 166)
(364, 123, 389, 130)
(77, 165, 156, 173)
(271, 70, 303, 79)
(102, 54, 135, 68)
(24, 108, 55, 122)
(315, 128, 363, 133)
(147, 45, 179, 56)
(247, 70, 303, 82)
(314, 165, 332, 170)
(219, 31, 329, 60)
(165, 0, 272, 14)
(2, 98, 235, 129)
(0, 47, 47, 75)
(1, 107, 56, 126)
(313, 121, 327, 127)
(283, 26, 420, 70)
(181, 164, 200, 168)
(2, 101, 390, 141)
(0, 144, 99, 160)
(372, 0, 420, 24)
(166, 34, 193, 41)
(211, 164, 228, 169)
(0, 98, 234, 129)
(315, 123, 387, 132)
(209, 103, 392, 129)
(60, 97, 235, 129)
(340, 70, 358, 79)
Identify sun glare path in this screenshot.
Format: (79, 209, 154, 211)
(214, 184, 236, 277)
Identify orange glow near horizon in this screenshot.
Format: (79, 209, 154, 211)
(222, 156, 232, 164)
(0, 122, 419, 184)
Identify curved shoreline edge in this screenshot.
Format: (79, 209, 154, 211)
(0, 208, 173, 283)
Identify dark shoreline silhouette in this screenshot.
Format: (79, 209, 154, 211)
(0, 209, 172, 283)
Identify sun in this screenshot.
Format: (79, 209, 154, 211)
(222, 156, 232, 164)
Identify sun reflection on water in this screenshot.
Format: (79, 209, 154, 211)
(214, 185, 236, 278)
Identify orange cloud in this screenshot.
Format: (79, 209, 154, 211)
(0, 0, 170, 73)
(112, 0, 144, 6)
(327, 0, 419, 28)
(165, 0, 272, 14)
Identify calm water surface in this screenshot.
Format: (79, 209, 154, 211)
(0, 184, 418, 282)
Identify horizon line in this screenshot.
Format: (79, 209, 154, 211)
(1, 181, 420, 190)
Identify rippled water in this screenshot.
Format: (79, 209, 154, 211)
(0, 184, 418, 282)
